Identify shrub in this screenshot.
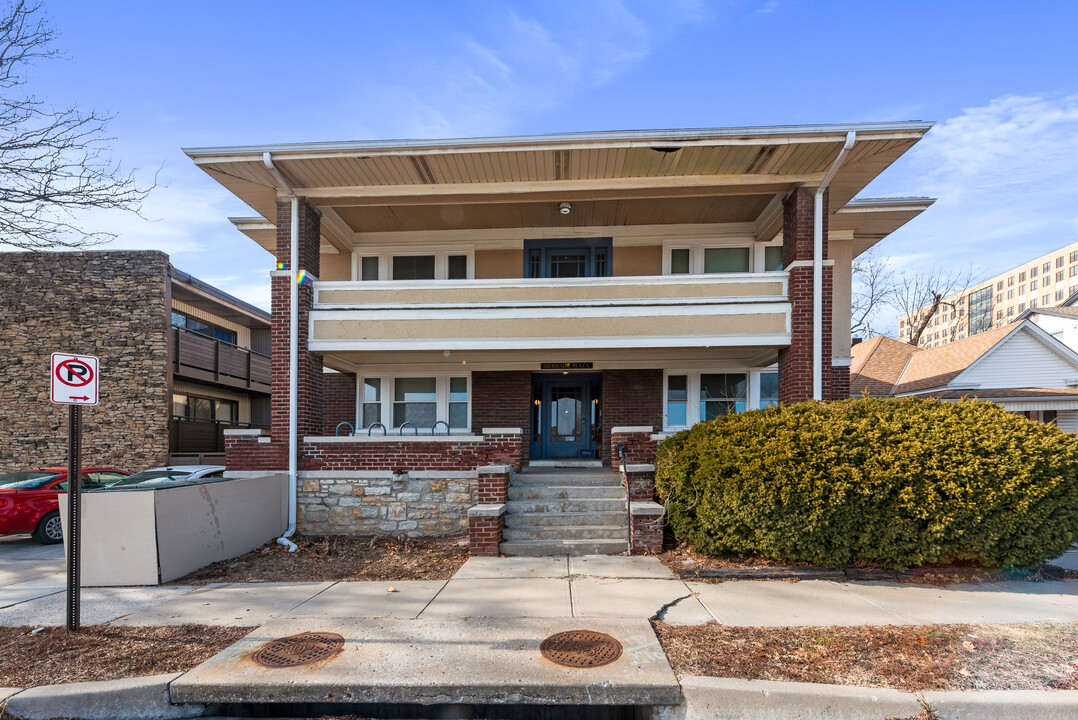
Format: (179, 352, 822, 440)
(655, 397, 1078, 569)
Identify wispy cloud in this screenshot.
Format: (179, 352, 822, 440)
(364, 1, 700, 138)
(866, 93, 1078, 274)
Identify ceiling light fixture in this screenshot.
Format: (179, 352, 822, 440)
(558, 201, 572, 215)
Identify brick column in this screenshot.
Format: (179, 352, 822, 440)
(779, 187, 835, 403)
(629, 502, 664, 554)
(476, 464, 512, 503)
(468, 504, 506, 557)
(270, 198, 323, 460)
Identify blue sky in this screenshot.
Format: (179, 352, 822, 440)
(20, 1, 1078, 326)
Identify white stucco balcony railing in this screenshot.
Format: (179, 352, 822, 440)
(309, 273, 790, 352)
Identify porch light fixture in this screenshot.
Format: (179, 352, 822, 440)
(534, 399, 541, 406)
(558, 201, 572, 215)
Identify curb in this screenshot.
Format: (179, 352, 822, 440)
(654, 676, 923, 719)
(1, 673, 204, 720)
(655, 677, 1078, 720)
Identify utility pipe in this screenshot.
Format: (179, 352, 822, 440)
(263, 152, 299, 552)
(813, 131, 856, 401)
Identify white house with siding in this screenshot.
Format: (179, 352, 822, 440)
(851, 319, 1078, 431)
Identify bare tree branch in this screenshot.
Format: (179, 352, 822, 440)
(891, 266, 980, 346)
(0, 1, 151, 251)
(850, 250, 898, 339)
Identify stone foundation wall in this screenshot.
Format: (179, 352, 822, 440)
(0, 251, 172, 473)
(296, 471, 476, 536)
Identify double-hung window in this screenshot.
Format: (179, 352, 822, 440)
(355, 249, 472, 281)
(664, 370, 775, 429)
(663, 240, 778, 275)
(359, 374, 470, 432)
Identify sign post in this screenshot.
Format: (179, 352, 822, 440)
(50, 353, 99, 632)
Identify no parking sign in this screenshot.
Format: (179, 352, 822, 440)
(50, 353, 99, 406)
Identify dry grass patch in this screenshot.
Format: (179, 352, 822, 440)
(170, 534, 469, 585)
(0, 624, 251, 689)
(655, 621, 1078, 691)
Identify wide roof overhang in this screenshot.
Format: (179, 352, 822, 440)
(185, 122, 935, 255)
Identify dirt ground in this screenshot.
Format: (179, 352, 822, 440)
(169, 534, 469, 585)
(0, 624, 251, 689)
(658, 543, 1078, 585)
(655, 621, 1078, 691)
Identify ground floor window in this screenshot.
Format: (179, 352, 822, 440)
(358, 374, 470, 433)
(663, 369, 778, 430)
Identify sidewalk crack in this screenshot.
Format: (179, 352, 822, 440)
(649, 593, 693, 623)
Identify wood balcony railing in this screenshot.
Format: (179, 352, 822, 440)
(172, 326, 271, 392)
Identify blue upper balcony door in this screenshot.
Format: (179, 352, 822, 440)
(524, 238, 613, 279)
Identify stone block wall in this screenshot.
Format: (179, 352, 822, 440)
(0, 251, 172, 472)
(296, 471, 476, 536)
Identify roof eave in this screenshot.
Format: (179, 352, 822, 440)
(182, 121, 935, 162)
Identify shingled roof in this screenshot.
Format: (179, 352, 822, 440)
(850, 323, 1018, 396)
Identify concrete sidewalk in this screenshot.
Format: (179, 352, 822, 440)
(3, 554, 1078, 629)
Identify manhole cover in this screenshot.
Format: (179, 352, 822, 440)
(540, 630, 622, 668)
(252, 631, 345, 668)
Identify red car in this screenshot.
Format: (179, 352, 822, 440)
(0, 467, 129, 544)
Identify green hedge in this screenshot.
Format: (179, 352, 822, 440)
(655, 397, 1078, 569)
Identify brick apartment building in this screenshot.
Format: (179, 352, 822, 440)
(187, 123, 934, 554)
(0, 251, 271, 473)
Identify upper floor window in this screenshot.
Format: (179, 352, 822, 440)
(524, 238, 611, 279)
(1058, 257, 1066, 268)
(171, 311, 238, 346)
(1044, 262, 1052, 273)
(664, 240, 778, 275)
(1031, 266, 1039, 278)
(355, 249, 472, 281)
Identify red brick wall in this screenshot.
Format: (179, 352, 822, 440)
(610, 429, 658, 470)
(779, 187, 838, 403)
(472, 371, 531, 462)
(270, 199, 324, 455)
(323, 373, 357, 436)
(299, 432, 523, 473)
(225, 434, 284, 471)
(469, 515, 503, 557)
(602, 370, 663, 465)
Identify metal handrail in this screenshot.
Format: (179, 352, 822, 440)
(335, 421, 355, 437)
(398, 422, 418, 436)
(367, 422, 387, 436)
(431, 420, 450, 435)
(618, 442, 631, 555)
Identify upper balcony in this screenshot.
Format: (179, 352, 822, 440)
(309, 273, 790, 353)
(172, 326, 271, 392)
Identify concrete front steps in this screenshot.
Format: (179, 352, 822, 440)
(501, 468, 629, 556)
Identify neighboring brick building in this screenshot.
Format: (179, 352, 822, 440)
(188, 123, 934, 551)
(0, 251, 271, 473)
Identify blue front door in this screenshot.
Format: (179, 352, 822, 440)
(531, 374, 601, 459)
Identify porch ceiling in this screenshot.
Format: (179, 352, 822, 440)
(186, 122, 933, 250)
(320, 346, 784, 375)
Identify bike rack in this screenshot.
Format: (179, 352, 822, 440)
(367, 422, 387, 436)
(398, 422, 418, 436)
(335, 421, 355, 437)
(431, 420, 450, 435)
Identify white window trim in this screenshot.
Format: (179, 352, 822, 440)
(355, 372, 471, 433)
(352, 246, 475, 281)
(661, 238, 781, 275)
(662, 368, 778, 431)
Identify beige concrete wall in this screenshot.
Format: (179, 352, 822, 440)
(60, 475, 288, 586)
(320, 252, 352, 281)
(830, 238, 853, 359)
(315, 312, 787, 342)
(614, 245, 662, 276)
(319, 278, 784, 306)
(155, 475, 288, 583)
(475, 248, 523, 279)
(60, 492, 159, 586)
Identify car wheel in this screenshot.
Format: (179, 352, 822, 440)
(33, 511, 63, 544)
